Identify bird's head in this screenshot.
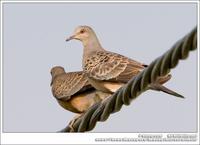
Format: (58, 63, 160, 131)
(50, 66, 65, 86)
(50, 66, 65, 77)
(66, 26, 98, 45)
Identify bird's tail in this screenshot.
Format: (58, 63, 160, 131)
(149, 84, 184, 99)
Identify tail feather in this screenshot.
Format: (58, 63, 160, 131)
(149, 84, 184, 99)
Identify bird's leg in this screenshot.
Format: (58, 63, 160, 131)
(100, 94, 112, 105)
(68, 114, 82, 132)
(95, 91, 112, 102)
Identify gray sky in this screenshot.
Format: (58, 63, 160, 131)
(3, 3, 197, 132)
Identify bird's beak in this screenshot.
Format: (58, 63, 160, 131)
(65, 35, 75, 42)
(50, 79, 53, 86)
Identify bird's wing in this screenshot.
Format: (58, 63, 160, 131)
(84, 51, 146, 82)
(114, 58, 147, 83)
(52, 71, 92, 100)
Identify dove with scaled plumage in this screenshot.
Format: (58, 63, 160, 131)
(65, 26, 184, 99)
(50, 66, 111, 113)
(50, 66, 112, 131)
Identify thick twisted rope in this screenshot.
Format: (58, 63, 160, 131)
(60, 27, 197, 132)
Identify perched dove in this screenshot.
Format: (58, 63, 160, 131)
(66, 26, 184, 98)
(50, 66, 111, 130)
(50, 66, 111, 113)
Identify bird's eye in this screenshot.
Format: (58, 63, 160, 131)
(80, 29, 85, 34)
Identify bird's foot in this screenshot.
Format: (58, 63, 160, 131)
(101, 95, 111, 104)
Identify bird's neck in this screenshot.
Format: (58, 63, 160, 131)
(83, 35, 104, 58)
(52, 71, 65, 81)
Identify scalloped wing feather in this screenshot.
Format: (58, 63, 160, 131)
(84, 51, 145, 82)
(52, 72, 89, 100)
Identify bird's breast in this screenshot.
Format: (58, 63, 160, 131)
(88, 77, 124, 93)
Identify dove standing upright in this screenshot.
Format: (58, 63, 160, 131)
(66, 26, 184, 98)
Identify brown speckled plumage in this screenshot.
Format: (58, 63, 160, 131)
(50, 66, 111, 113)
(66, 26, 184, 98)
